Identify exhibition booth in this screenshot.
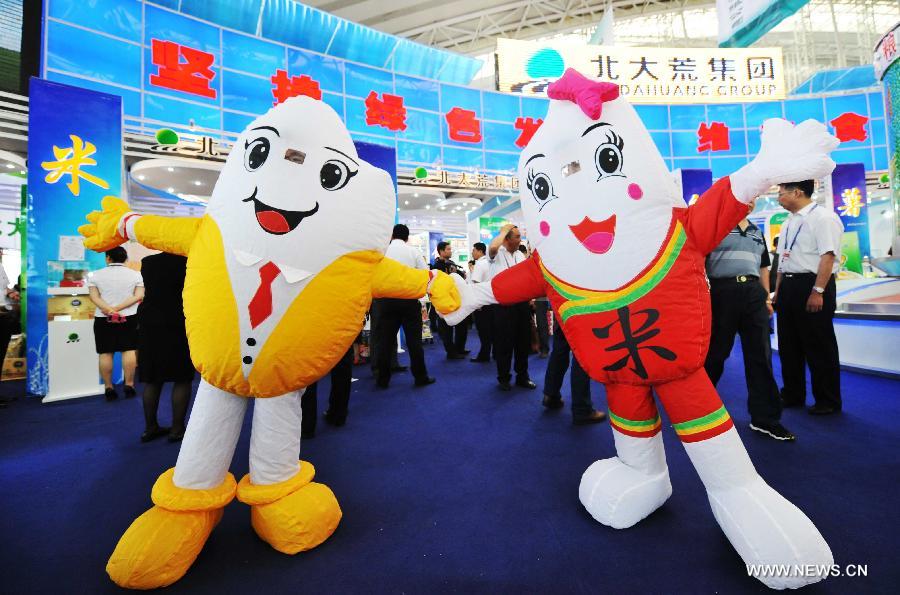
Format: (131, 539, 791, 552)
(3, 1, 898, 400)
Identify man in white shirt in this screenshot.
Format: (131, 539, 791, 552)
(87, 246, 144, 400)
(487, 224, 535, 391)
(371, 224, 434, 388)
(774, 180, 844, 415)
(469, 242, 492, 363)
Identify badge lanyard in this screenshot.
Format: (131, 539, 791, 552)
(783, 204, 818, 256)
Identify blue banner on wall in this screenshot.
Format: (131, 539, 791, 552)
(355, 141, 398, 223)
(831, 162, 870, 258)
(678, 168, 713, 205)
(26, 79, 123, 395)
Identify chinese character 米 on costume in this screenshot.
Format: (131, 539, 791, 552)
(440, 69, 840, 589)
(78, 96, 461, 589)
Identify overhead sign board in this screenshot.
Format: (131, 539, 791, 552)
(496, 38, 786, 103)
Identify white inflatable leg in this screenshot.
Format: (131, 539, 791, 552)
(172, 380, 248, 489)
(249, 389, 304, 485)
(684, 428, 833, 589)
(579, 430, 672, 529)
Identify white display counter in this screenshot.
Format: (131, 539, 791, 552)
(772, 277, 900, 377)
(41, 287, 104, 403)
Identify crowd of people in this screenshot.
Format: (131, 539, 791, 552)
(82, 179, 844, 444)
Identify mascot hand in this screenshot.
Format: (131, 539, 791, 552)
(439, 275, 498, 327)
(730, 118, 839, 203)
(428, 271, 462, 315)
(78, 196, 132, 252)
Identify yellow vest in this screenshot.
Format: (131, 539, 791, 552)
(132, 214, 431, 398)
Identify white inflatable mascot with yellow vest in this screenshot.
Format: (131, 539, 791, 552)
(79, 96, 460, 589)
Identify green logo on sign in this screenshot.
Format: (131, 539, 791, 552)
(67, 333, 80, 343)
(414, 167, 428, 180)
(156, 128, 180, 146)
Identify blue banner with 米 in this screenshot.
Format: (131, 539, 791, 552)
(830, 162, 870, 259)
(26, 79, 122, 395)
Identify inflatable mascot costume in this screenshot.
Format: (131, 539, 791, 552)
(79, 96, 460, 589)
(442, 70, 838, 589)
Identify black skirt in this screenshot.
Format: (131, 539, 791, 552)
(138, 320, 196, 383)
(93, 315, 138, 354)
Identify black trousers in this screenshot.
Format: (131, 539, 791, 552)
(473, 305, 494, 359)
(494, 302, 531, 383)
(371, 297, 428, 384)
(437, 315, 468, 356)
(301, 347, 353, 434)
(534, 300, 550, 354)
(704, 279, 782, 425)
(776, 274, 841, 409)
(543, 317, 594, 417)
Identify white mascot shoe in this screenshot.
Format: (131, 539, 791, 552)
(579, 432, 672, 529)
(685, 429, 833, 589)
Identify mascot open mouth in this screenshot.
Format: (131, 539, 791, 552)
(569, 215, 617, 254)
(242, 188, 319, 235)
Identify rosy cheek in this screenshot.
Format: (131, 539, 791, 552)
(539, 221, 550, 236)
(628, 183, 643, 200)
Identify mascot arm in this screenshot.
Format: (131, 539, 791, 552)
(78, 196, 201, 256)
(684, 177, 751, 256)
(491, 257, 547, 304)
(371, 257, 462, 314)
(441, 257, 545, 327)
(130, 215, 202, 257)
(371, 257, 429, 299)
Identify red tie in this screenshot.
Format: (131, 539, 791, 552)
(248, 262, 281, 329)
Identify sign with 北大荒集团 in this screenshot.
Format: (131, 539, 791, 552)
(495, 39, 786, 104)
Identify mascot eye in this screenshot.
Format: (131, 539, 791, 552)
(595, 144, 623, 176)
(244, 137, 271, 171)
(526, 170, 554, 202)
(320, 159, 357, 191)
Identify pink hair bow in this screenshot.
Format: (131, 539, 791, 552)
(547, 68, 620, 120)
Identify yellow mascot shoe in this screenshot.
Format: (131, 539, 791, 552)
(236, 461, 342, 555)
(106, 468, 236, 589)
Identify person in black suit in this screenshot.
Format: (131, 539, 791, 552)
(431, 241, 468, 359)
(137, 252, 195, 442)
(301, 347, 353, 438)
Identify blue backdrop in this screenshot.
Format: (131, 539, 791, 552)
(42, 0, 891, 178)
(26, 79, 123, 395)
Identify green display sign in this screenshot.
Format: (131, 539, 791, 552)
(840, 231, 862, 275)
(479, 217, 510, 242)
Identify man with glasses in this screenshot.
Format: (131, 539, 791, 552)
(773, 181, 844, 415)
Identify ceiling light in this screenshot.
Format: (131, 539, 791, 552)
(425, 204, 430, 209)
(431, 219, 436, 225)
(137, 175, 145, 181)
(166, 187, 175, 193)
(439, 206, 445, 210)
(166, 167, 174, 172)
(404, 200, 409, 205)
(193, 180, 203, 186)
(413, 193, 419, 197)
(4, 164, 13, 169)
(19, 170, 25, 175)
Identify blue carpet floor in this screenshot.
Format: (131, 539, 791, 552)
(1, 340, 898, 594)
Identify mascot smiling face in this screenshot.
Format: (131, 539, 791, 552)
(207, 95, 395, 273)
(518, 72, 681, 291)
